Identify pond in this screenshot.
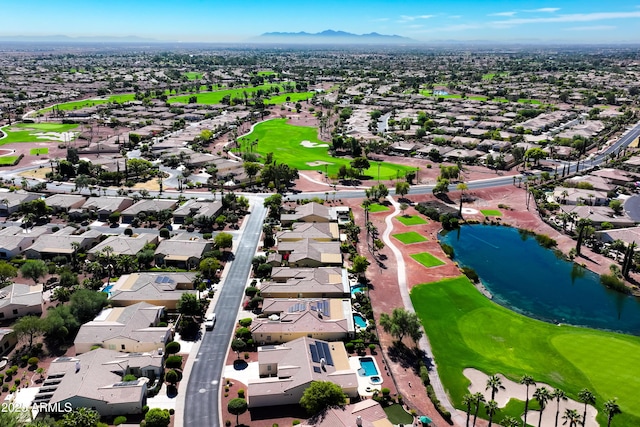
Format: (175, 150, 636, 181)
(439, 224, 640, 336)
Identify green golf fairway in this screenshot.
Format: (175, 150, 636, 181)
(168, 84, 281, 104)
(393, 232, 427, 244)
(238, 119, 415, 179)
(38, 94, 136, 113)
(184, 72, 203, 80)
(0, 123, 78, 144)
(396, 215, 428, 226)
(410, 252, 444, 267)
(265, 92, 314, 104)
(480, 209, 503, 217)
(410, 276, 640, 426)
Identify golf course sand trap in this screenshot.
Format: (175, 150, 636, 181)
(33, 131, 76, 142)
(307, 161, 333, 167)
(461, 207, 479, 215)
(300, 140, 328, 148)
(0, 149, 14, 156)
(464, 368, 598, 427)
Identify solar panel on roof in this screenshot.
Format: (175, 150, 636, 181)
(321, 342, 333, 366)
(155, 277, 163, 283)
(316, 341, 325, 361)
(310, 344, 319, 363)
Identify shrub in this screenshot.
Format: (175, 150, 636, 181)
(28, 357, 39, 366)
(114, 415, 127, 426)
(244, 286, 259, 297)
(600, 273, 630, 294)
(225, 421, 231, 427)
(345, 342, 355, 353)
(142, 405, 149, 414)
(381, 388, 391, 397)
(534, 233, 557, 248)
(203, 233, 212, 240)
(293, 420, 300, 425)
(235, 327, 251, 340)
(440, 243, 454, 258)
(461, 266, 479, 283)
(123, 374, 137, 382)
(169, 409, 175, 415)
(159, 228, 170, 239)
(419, 365, 430, 385)
(239, 318, 252, 327)
(238, 389, 245, 398)
(165, 341, 181, 354)
(124, 228, 133, 236)
(165, 355, 183, 369)
(244, 352, 250, 360)
(165, 369, 178, 385)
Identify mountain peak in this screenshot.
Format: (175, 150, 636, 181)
(254, 30, 416, 44)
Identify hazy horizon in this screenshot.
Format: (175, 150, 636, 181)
(2, 0, 640, 44)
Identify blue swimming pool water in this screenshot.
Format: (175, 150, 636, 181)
(440, 224, 640, 335)
(353, 314, 367, 328)
(358, 357, 379, 377)
(351, 286, 367, 295)
(102, 284, 113, 295)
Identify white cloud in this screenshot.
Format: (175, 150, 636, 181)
(564, 25, 616, 31)
(492, 11, 640, 26)
(398, 14, 435, 22)
(525, 7, 561, 13)
(490, 11, 517, 17)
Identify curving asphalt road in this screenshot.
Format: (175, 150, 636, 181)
(182, 200, 266, 427)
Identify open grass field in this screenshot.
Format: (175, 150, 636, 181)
(29, 148, 49, 155)
(383, 403, 414, 424)
(256, 71, 277, 76)
(410, 252, 445, 267)
(0, 156, 20, 165)
(265, 92, 314, 105)
(482, 72, 509, 81)
(38, 93, 137, 113)
(0, 123, 78, 145)
(396, 215, 428, 226)
(168, 84, 281, 104)
(393, 231, 427, 244)
(184, 72, 203, 80)
(238, 119, 415, 179)
(480, 209, 503, 217)
(367, 203, 390, 213)
(410, 276, 640, 426)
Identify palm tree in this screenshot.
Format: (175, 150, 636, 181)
(462, 393, 473, 427)
(562, 408, 582, 427)
(472, 392, 486, 427)
(457, 182, 468, 216)
(520, 374, 536, 427)
(603, 399, 621, 427)
(486, 374, 505, 401)
(552, 388, 568, 427)
(502, 416, 520, 427)
(486, 400, 499, 427)
(577, 388, 595, 427)
(534, 387, 552, 427)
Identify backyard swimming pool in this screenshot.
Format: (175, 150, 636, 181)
(353, 313, 367, 328)
(351, 286, 367, 295)
(358, 357, 380, 377)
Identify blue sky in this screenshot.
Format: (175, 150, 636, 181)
(3, 0, 640, 43)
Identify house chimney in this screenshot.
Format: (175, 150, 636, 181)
(356, 415, 363, 426)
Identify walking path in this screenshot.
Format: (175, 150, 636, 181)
(381, 195, 464, 426)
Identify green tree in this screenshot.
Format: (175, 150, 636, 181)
(299, 381, 346, 415)
(552, 388, 568, 427)
(379, 307, 423, 345)
(199, 257, 221, 280)
(228, 398, 248, 426)
(462, 393, 473, 427)
(575, 219, 593, 256)
(577, 388, 595, 427)
(243, 161, 262, 185)
(350, 255, 370, 276)
(70, 289, 108, 324)
(177, 293, 201, 317)
(215, 232, 233, 251)
(472, 392, 486, 427)
(350, 157, 370, 176)
(144, 408, 171, 427)
(520, 374, 536, 427)
(486, 399, 498, 427)
(603, 399, 621, 427)
(13, 315, 45, 349)
(534, 386, 551, 427)
(562, 408, 581, 427)
(457, 182, 468, 216)
(20, 259, 47, 285)
(525, 147, 546, 166)
(501, 416, 519, 427)
(433, 177, 450, 195)
(0, 261, 17, 287)
(395, 181, 410, 198)
(486, 375, 505, 401)
(609, 199, 623, 215)
(60, 407, 100, 427)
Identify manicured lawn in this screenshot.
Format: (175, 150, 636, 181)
(393, 231, 427, 244)
(265, 92, 314, 105)
(256, 71, 276, 76)
(0, 123, 78, 144)
(168, 84, 281, 104)
(480, 209, 502, 217)
(410, 252, 445, 268)
(367, 203, 390, 213)
(396, 215, 428, 226)
(0, 156, 20, 165)
(184, 72, 203, 80)
(383, 403, 414, 424)
(410, 276, 640, 426)
(38, 93, 136, 113)
(30, 148, 49, 155)
(237, 119, 415, 179)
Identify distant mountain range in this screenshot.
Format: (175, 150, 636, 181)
(252, 30, 417, 44)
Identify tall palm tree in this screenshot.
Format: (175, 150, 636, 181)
(534, 387, 552, 427)
(502, 416, 520, 427)
(457, 182, 468, 216)
(603, 399, 621, 427)
(472, 392, 486, 427)
(562, 408, 582, 427)
(462, 393, 473, 427)
(520, 374, 536, 427)
(486, 374, 505, 401)
(577, 388, 595, 427)
(552, 388, 568, 427)
(486, 400, 499, 427)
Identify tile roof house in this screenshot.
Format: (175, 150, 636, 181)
(300, 400, 393, 427)
(33, 349, 152, 417)
(88, 234, 158, 260)
(277, 239, 342, 267)
(172, 199, 223, 224)
(276, 222, 340, 243)
(74, 302, 171, 354)
(552, 188, 609, 206)
(0, 283, 43, 320)
(24, 227, 101, 260)
(80, 197, 135, 221)
(0, 191, 43, 215)
(45, 194, 87, 213)
(251, 298, 354, 344)
(261, 267, 349, 298)
(120, 199, 178, 224)
(281, 202, 332, 225)
(0, 329, 17, 356)
(247, 337, 359, 408)
(154, 238, 212, 270)
(108, 272, 196, 310)
(0, 225, 50, 260)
